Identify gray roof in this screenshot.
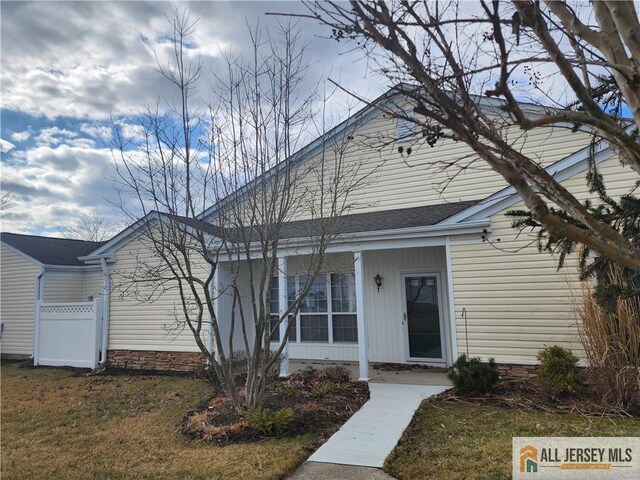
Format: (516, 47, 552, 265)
(179, 201, 478, 243)
(0, 232, 105, 266)
(273, 200, 478, 239)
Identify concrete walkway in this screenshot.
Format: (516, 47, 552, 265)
(288, 462, 396, 480)
(307, 383, 449, 468)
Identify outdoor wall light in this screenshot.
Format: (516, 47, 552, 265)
(374, 274, 383, 291)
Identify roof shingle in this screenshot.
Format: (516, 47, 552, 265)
(0, 233, 105, 266)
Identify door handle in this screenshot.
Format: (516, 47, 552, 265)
(403, 312, 407, 324)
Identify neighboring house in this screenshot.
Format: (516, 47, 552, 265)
(0, 88, 634, 378)
(0, 233, 104, 359)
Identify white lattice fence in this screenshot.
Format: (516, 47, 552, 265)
(34, 300, 102, 369)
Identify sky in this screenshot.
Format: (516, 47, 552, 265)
(0, 1, 384, 236)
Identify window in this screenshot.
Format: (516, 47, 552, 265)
(396, 110, 416, 142)
(270, 272, 358, 344)
(331, 273, 357, 342)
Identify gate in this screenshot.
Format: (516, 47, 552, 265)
(34, 299, 102, 369)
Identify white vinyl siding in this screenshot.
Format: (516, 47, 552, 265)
(108, 235, 207, 352)
(450, 154, 635, 364)
(209, 112, 595, 224)
(0, 244, 40, 356)
(82, 270, 104, 300)
(43, 271, 85, 302)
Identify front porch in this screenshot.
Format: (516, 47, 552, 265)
(216, 241, 461, 382)
(290, 360, 452, 386)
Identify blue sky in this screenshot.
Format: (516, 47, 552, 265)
(0, 1, 381, 236)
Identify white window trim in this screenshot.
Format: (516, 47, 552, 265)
(271, 272, 358, 345)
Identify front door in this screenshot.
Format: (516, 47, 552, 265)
(402, 274, 445, 361)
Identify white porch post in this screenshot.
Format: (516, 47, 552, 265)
(278, 255, 290, 378)
(211, 262, 223, 363)
(353, 250, 369, 381)
(445, 237, 458, 365)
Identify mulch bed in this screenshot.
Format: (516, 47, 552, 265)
(181, 367, 369, 445)
(372, 362, 448, 373)
(436, 379, 640, 418)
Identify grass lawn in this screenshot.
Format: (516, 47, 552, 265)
(386, 399, 640, 480)
(1, 361, 315, 480)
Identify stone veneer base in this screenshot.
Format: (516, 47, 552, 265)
(108, 349, 206, 372)
(108, 350, 539, 379)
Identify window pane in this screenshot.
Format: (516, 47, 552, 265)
(269, 314, 296, 343)
(269, 314, 280, 342)
(332, 314, 358, 343)
(269, 277, 279, 314)
(287, 275, 296, 308)
(331, 273, 356, 313)
(300, 314, 328, 342)
(299, 274, 327, 313)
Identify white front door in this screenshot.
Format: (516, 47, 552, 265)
(401, 273, 446, 362)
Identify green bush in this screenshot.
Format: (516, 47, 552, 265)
(536, 345, 583, 397)
(245, 407, 293, 436)
(447, 354, 499, 395)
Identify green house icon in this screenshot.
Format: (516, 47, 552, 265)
(526, 459, 538, 473)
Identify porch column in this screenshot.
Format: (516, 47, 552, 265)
(353, 250, 369, 381)
(211, 263, 220, 362)
(278, 255, 290, 378)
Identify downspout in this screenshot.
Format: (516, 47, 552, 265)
(32, 266, 45, 363)
(99, 258, 110, 365)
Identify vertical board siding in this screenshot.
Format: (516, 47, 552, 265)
(450, 154, 635, 364)
(0, 244, 40, 355)
(363, 247, 448, 364)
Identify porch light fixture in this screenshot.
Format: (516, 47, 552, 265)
(374, 274, 383, 291)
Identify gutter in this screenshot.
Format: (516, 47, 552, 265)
(99, 258, 111, 365)
(32, 266, 45, 363)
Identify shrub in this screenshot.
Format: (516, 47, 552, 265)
(245, 407, 293, 436)
(536, 345, 584, 397)
(320, 366, 352, 383)
(294, 366, 319, 384)
(575, 278, 639, 408)
(447, 354, 499, 395)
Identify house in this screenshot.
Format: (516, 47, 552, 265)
(0, 234, 105, 360)
(0, 88, 633, 378)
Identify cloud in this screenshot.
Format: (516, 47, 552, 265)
(79, 123, 112, 141)
(10, 130, 30, 142)
(0, 1, 385, 235)
(0, 143, 122, 233)
(0, 1, 380, 121)
(0, 138, 15, 153)
(34, 126, 78, 146)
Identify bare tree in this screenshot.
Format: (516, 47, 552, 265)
(111, 14, 370, 409)
(292, 0, 640, 271)
(0, 191, 16, 212)
(58, 213, 119, 241)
